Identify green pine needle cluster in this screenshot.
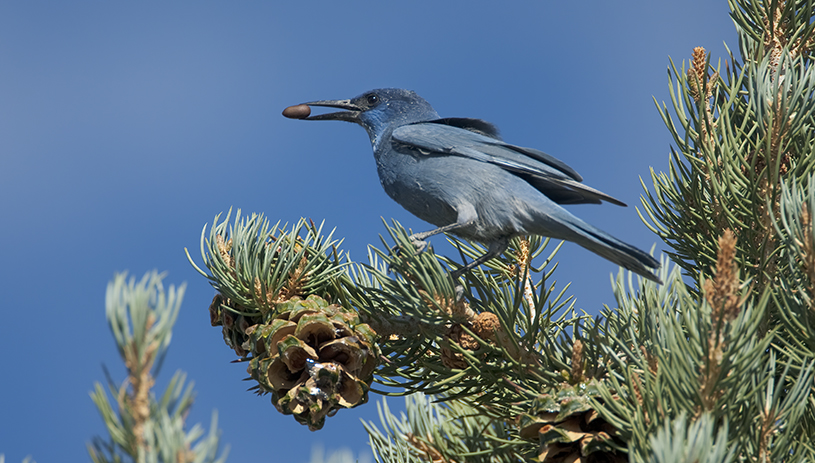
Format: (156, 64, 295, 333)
(89, 271, 228, 463)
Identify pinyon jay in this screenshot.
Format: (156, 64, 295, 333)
(284, 88, 660, 283)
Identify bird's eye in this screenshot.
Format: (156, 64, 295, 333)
(366, 94, 379, 105)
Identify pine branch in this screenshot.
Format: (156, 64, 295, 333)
(638, 414, 733, 463)
(88, 271, 227, 463)
(364, 393, 524, 463)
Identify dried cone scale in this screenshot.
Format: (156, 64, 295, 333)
(212, 294, 379, 430)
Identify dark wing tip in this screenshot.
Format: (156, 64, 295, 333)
(426, 118, 502, 139)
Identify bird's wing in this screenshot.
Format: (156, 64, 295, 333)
(392, 121, 626, 206)
(426, 118, 502, 139)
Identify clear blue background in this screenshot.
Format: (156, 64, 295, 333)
(0, 2, 735, 462)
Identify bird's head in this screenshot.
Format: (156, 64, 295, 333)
(289, 88, 440, 141)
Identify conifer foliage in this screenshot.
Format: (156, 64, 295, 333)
(89, 272, 227, 463)
(185, 1, 815, 461)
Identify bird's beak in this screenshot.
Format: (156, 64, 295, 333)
(302, 99, 362, 122)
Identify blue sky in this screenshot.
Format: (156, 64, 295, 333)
(0, 2, 736, 462)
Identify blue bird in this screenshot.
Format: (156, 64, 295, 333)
(285, 88, 660, 282)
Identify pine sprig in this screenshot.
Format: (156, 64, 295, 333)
(187, 209, 348, 318)
(635, 1, 815, 458)
(773, 175, 815, 354)
(89, 271, 227, 463)
(639, 414, 734, 463)
(364, 393, 524, 463)
(593, 252, 814, 460)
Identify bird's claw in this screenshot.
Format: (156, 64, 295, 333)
(390, 236, 429, 257)
(408, 235, 429, 253)
(387, 237, 430, 274)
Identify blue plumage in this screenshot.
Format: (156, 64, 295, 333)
(290, 88, 660, 282)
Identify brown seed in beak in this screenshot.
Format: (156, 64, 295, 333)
(282, 104, 311, 119)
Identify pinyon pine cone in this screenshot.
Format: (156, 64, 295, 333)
(209, 293, 259, 357)
(234, 295, 380, 430)
(199, 214, 373, 429)
(518, 382, 625, 463)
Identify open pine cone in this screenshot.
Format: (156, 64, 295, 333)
(518, 383, 625, 463)
(196, 214, 380, 430)
(244, 295, 379, 430)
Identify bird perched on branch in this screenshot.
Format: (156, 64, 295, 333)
(284, 88, 660, 283)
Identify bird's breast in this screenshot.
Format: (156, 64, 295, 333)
(374, 148, 460, 227)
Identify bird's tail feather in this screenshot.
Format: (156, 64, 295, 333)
(546, 215, 661, 283)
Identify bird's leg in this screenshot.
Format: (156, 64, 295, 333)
(407, 222, 470, 252)
(389, 221, 476, 275)
(450, 237, 510, 280)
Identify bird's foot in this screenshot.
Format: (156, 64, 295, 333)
(390, 236, 429, 258)
(387, 237, 430, 275)
(408, 235, 429, 253)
